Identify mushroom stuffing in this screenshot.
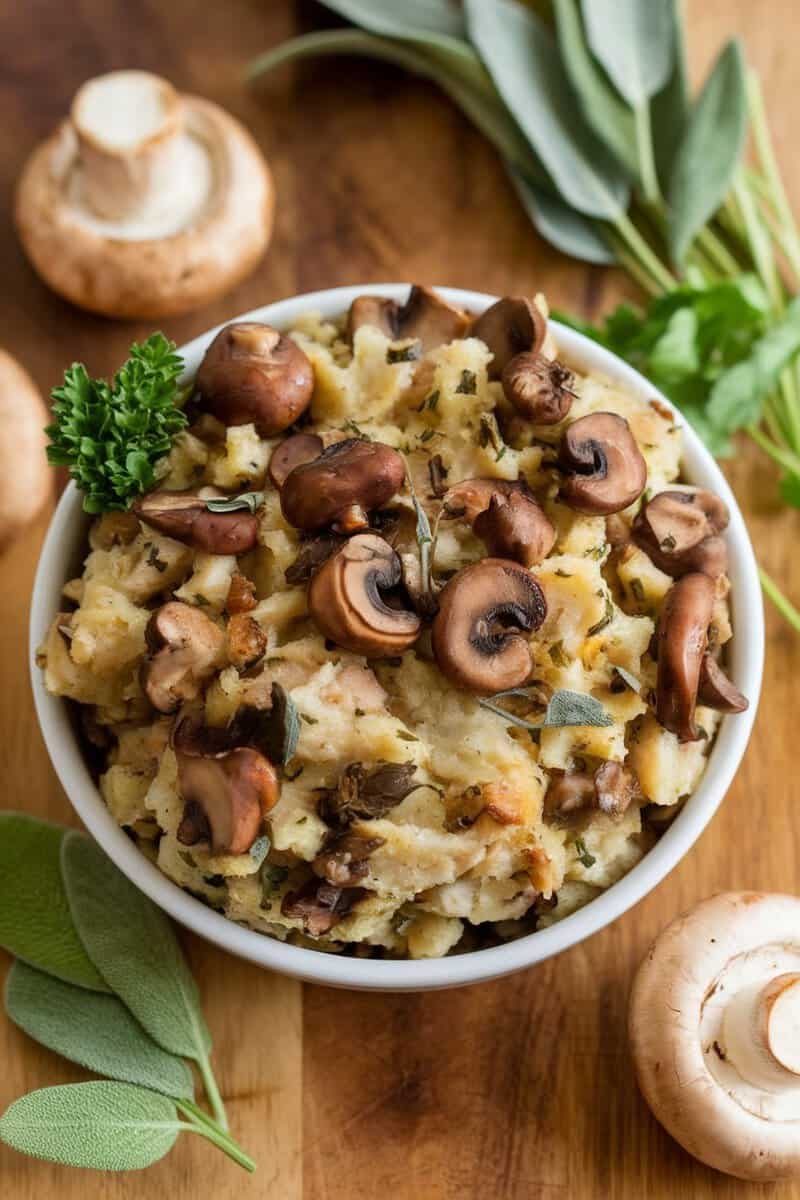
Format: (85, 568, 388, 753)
(38, 287, 748, 959)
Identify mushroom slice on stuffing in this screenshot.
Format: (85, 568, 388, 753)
(633, 488, 729, 578)
(559, 412, 647, 515)
(142, 601, 225, 714)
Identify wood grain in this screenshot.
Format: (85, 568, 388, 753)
(0, 1, 798, 1197)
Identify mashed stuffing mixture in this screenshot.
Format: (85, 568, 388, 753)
(39, 287, 747, 959)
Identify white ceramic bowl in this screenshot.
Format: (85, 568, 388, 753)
(30, 285, 764, 991)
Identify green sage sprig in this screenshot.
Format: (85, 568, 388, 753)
(480, 686, 613, 732)
(0, 814, 255, 1174)
(250, 0, 800, 631)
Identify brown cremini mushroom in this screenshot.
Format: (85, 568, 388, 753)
(543, 771, 596, 816)
(225, 572, 257, 615)
(545, 761, 642, 818)
(441, 476, 532, 524)
(268, 432, 324, 488)
(473, 491, 556, 568)
(502, 352, 576, 424)
(431, 559, 546, 694)
(559, 412, 647, 515)
(312, 832, 386, 886)
(630, 892, 800, 1181)
(227, 613, 267, 671)
(196, 323, 313, 437)
(142, 601, 225, 713)
(0, 349, 51, 550)
(281, 878, 365, 936)
(698, 653, 749, 714)
(176, 744, 278, 855)
(280, 439, 405, 533)
(471, 297, 547, 379)
(319, 761, 419, 828)
(133, 489, 259, 555)
(346, 285, 470, 351)
(656, 572, 716, 742)
(308, 533, 421, 658)
(15, 71, 273, 319)
(633, 488, 729, 578)
(284, 532, 345, 585)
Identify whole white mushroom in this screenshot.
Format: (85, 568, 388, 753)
(0, 350, 51, 550)
(630, 891, 800, 1181)
(15, 70, 274, 319)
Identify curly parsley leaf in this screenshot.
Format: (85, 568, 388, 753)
(46, 334, 188, 514)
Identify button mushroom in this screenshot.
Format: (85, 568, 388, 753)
(471, 296, 547, 379)
(502, 352, 576, 424)
(176, 742, 278, 856)
(698, 653, 749, 714)
(196, 323, 314, 437)
(345, 285, 470, 352)
(141, 601, 225, 713)
(544, 761, 642, 817)
(280, 439, 405, 533)
(0, 349, 51, 550)
(559, 412, 647, 515)
(133, 489, 259, 555)
(308, 533, 421, 657)
(267, 432, 324, 488)
(630, 892, 800, 1181)
(441, 476, 533, 523)
(15, 71, 273, 319)
(633, 488, 729, 578)
(281, 878, 365, 937)
(431, 559, 546, 694)
(655, 572, 715, 742)
(473, 491, 556, 567)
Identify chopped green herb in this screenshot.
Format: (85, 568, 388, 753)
(145, 544, 167, 573)
(573, 837, 596, 869)
(629, 578, 646, 603)
(548, 640, 570, 668)
(456, 369, 477, 395)
(205, 492, 265, 515)
(587, 597, 615, 637)
(386, 340, 421, 364)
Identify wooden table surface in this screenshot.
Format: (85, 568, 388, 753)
(1, 1, 798, 1196)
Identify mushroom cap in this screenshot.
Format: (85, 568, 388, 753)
(280, 439, 405, 532)
(133, 489, 259, 555)
(471, 297, 547, 379)
(142, 600, 225, 713)
(473, 491, 556, 567)
(15, 94, 274, 319)
(268, 432, 324, 488)
(656, 572, 716, 741)
(196, 323, 314, 437)
(633, 488, 729, 578)
(698, 653, 749, 713)
(431, 558, 546, 694)
(307, 533, 421, 658)
(176, 745, 278, 856)
(0, 349, 51, 550)
(346, 295, 399, 343)
(441, 476, 533, 524)
(630, 892, 800, 1182)
(502, 352, 575, 424)
(345, 285, 470, 352)
(559, 411, 647, 515)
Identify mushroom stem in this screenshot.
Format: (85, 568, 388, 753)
(723, 973, 800, 1088)
(71, 71, 186, 220)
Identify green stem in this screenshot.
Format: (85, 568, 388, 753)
(177, 1101, 256, 1173)
(759, 567, 800, 633)
(612, 211, 678, 292)
(604, 229, 662, 296)
(694, 225, 742, 276)
(732, 173, 784, 311)
(197, 1053, 228, 1133)
(747, 71, 800, 281)
(747, 424, 800, 476)
(634, 103, 662, 207)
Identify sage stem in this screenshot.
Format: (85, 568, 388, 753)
(759, 567, 800, 634)
(196, 1053, 228, 1133)
(612, 212, 677, 292)
(634, 104, 661, 207)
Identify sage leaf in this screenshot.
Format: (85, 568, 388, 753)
(0, 814, 108, 992)
(205, 491, 264, 514)
(248, 30, 548, 190)
(5, 961, 194, 1100)
(480, 687, 613, 731)
(708, 298, 800, 435)
(317, 0, 467, 40)
(61, 833, 212, 1064)
(510, 169, 615, 265)
(264, 682, 300, 765)
(651, 0, 689, 189)
(553, 0, 638, 178)
(668, 40, 747, 263)
(0, 1081, 179, 1171)
(581, 0, 674, 108)
(465, 0, 630, 219)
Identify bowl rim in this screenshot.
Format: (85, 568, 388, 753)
(29, 283, 764, 991)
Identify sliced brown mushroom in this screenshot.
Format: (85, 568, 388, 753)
(141, 601, 225, 713)
(284, 532, 346, 585)
(281, 878, 365, 936)
(442, 476, 532, 523)
(544, 771, 596, 816)
(545, 762, 642, 818)
(133, 490, 259, 555)
(559, 412, 647, 515)
(502, 352, 576, 423)
(656, 572, 717, 742)
(195, 322, 314, 436)
(227, 613, 267, 671)
(268, 432, 324, 488)
(633, 489, 729, 578)
(307, 533, 421, 657)
(319, 761, 419, 828)
(346, 285, 470, 352)
(471, 297, 547, 379)
(473, 491, 556, 567)
(225, 572, 257, 615)
(176, 745, 278, 855)
(312, 832, 386, 886)
(431, 559, 546, 694)
(280, 438, 405, 533)
(698, 654, 749, 714)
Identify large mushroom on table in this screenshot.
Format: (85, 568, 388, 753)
(0, 350, 51, 550)
(630, 892, 800, 1181)
(15, 70, 273, 318)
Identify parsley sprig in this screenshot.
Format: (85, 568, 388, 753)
(46, 333, 188, 514)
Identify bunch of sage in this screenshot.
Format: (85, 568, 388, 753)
(0, 813, 255, 1173)
(250, 0, 800, 631)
